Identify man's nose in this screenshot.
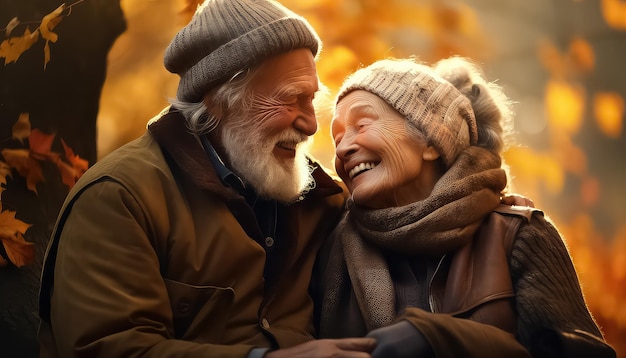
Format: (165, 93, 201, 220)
(294, 113, 318, 136)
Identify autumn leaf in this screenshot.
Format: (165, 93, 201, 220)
(55, 160, 77, 189)
(12, 112, 31, 143)
(0, 161, 11, 196)
(40, 4, 65, 69)
(3, 232, 35, 267)
(0, 209, 33, 268)
(0, 27, 40, 65)
(1, 149, 44, 194)
(4, 17, 20, 37)
(56, 139, 88, 189)
(29, 128, 59, 162)
(0, 254, 7, 268)
(61, 139, 88, 174)
(40, 4, 65, 43)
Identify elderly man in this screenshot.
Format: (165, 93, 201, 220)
(37, 0, 375, 357)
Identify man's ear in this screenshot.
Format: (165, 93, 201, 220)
(423, 145, 440, 161)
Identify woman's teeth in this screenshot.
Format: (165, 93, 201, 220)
(349, 162, 377, 179)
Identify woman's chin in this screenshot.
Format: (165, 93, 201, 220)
(351, 188, 383, 209)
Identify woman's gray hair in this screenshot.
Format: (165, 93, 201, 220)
(433, 56, 515, 154)
(168, 68, 256, 136)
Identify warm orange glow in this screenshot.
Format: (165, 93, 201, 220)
(503, 147, 565, 195)
(594, 92, 624, 138)
(568, 37, 595, 73)
(601, 0, 626, 29)
(539, 153, 566, 194)
(611, 227, 626, 282)
(580, 175, 600, 206)
(538, 40, 566, 78)
(94, 1, 625, 354)
(550, 133, 588, 175)
(545, 80, 585, 134)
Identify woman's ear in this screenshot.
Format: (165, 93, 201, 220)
(423, 145, 440, 161)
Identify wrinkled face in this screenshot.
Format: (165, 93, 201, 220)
(332, 90, 439, 209)
(220, 48, 319, 203)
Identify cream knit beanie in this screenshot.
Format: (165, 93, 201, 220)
(164, 0, 321, 102)
(336, 59, 478, 168)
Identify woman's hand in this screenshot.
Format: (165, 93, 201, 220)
(501, 193, 535, 207)
(366, 320, 433, 358)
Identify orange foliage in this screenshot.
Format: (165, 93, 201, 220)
(0, 209, 33, 268)
(0, 1, 85, 69)
(0, 114, 89, 267)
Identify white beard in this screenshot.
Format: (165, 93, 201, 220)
(220, 119, 313, 204)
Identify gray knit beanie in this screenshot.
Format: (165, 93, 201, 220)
(336, 59, 478, 168)
(164, 0, 321, 102)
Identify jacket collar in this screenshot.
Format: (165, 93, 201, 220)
(147, 107, 344, 202)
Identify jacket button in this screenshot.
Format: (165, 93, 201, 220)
(264, 236, 274, 247)
(261, 318, 270, 329)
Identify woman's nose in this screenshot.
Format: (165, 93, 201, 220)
(335, 136, 357, 160)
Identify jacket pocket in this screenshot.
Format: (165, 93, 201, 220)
(163, 278, 235, 342)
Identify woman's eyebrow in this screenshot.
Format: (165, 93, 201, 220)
(349, 103, 377, 117)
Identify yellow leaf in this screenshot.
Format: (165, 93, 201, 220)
(11, 112, 31, 143)
(594, 92, 624, 138)
(5, 17, 20, 37)
(0, 160, 11, 186)
(0, 27, 40, 65)
(2, 232, 34, 268)
(0, 161, 10, 197)
(0, 209, 31, 239)
(40, 4, 65, 43)
(1, 149, 44, 194)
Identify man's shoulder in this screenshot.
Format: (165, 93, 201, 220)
(307, 158, 348, 201)
(71, 132, 171, 196)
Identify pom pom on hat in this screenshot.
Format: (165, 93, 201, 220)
(164, 0, 321, 102)
(336, 59, 478, 167)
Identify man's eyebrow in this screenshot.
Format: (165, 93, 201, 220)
(275, 86, 304, 97)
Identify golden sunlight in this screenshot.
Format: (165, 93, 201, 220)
(594, 92, 624, 138)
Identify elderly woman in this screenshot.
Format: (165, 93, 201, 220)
(314, 57, 615, 357)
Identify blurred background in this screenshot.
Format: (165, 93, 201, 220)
(0, 0, 624, 355)
(98, 0, 626, 351)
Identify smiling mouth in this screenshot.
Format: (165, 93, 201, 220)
(349, 162, 378, 179)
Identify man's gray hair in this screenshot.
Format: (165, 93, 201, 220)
(169, 69, 256, 137)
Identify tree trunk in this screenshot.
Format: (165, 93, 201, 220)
(0, 1, 125, 356)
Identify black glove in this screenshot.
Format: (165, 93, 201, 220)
(366, 320, 434, 358)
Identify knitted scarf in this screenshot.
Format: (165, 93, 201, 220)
(321, 146, 508, 333)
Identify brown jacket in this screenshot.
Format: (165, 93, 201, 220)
(38, 109, 347, 357)
(316, 205, 614, 357)
(418, 205, 614, 357)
